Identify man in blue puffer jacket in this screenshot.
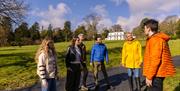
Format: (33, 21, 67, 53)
(90, 36, 112, 89)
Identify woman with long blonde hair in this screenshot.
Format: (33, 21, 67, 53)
(35, 38, 58, 91)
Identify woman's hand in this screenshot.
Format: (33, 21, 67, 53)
(42, 79, 48, 87)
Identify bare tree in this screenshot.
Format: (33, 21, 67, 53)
(84, 13, 101, 32)
(83, 13, 101, 40)
(0, 0, 27, 25)
(111, 24, 123, 32)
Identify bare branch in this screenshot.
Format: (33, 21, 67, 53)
(83, 13, 102, 31)
(0, 0, 28, 25)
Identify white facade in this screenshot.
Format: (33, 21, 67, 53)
(105, 32, 125, 40)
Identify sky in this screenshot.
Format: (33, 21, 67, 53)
(26, 0, 180, 31)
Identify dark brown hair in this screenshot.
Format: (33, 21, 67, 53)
(143, 19, 159, 33)
(71, 37, 79, 46)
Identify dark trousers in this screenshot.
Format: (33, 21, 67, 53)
(93, 61, 110, 86)
(41, 78, 56, 91)
(147, 77, 165, 91)
(65, 63, 81, 91)
(81, 62, 88, 86)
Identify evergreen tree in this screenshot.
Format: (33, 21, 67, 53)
(74, 25, 87, 37)
(29, 22, 40, 41)
(14, 22, 30, 46)
(47, 24, 53, 39)
(63, 21, 72, 41)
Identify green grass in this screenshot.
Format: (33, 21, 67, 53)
(0, 39, 180, 90)
(164, 67, 180, 91)
(168, 39, 180, 56)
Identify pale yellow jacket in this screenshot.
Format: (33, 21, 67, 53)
(122, 40, 142, 68)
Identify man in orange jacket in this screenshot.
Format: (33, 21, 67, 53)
(142, 19, 175, 91)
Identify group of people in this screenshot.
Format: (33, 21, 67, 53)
(35, 19, 176, 91)
(64, 33, 112, 91)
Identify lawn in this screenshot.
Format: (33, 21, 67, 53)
(164, 67, 180, 91)
(0, 39, 180, 90)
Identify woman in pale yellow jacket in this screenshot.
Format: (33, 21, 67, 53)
(121, 32, 142, 91)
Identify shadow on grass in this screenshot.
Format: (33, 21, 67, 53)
(0, 52, 31, 57)
(174, 83, 180, 91)
(0, 48, 16, 51)
(0, 52, 34, 67)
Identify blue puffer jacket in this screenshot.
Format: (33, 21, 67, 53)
(90, 43, 109, 63)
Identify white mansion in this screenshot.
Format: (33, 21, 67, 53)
(105, 32, 125, 40)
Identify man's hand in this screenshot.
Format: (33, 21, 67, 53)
(121, 63, 125, 67)
(90, 62, 93, 66)
(146, 78, 152, 87)
(42, 79, 48, 87)
(56, 76, 60, 80)
(106, 61, 109, 65)
(136, 62, 142, 66)
(67, 67, 73, 72)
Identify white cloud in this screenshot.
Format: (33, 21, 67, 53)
(110, 0, 125, 6)
(127, 0, 180, 14)
(91, 4, 113, 32)
(93, 4, 107, 17)
(116, 0, 180, 31)
(97, 18, 113, 32)
(32, 3, 70, 29)
(116, 14, 148, 31)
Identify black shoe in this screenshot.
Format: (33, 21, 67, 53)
(107, 85, 114, 90)
(95, 85, 99, 90)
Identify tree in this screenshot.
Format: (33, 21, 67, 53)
(0, 0, 27, 25)
(132, 26, 145, 39)
(40, 29, 47, 39)
(175, 19, 180, 30)
(47, 24, 53, 39)
(160, 21, 177, 36)
(83, 13, 101, 40)
(101, 28, 109, 39)
(63, 21, 72, 41)
(53, 28, 65, 42)
(132, 18, 148, 39)
(74, 25, 87, 37)
(175, 19, 180, 38)
(0, 17, 13, 46)
(111, 24, 123, 32)
(29, 22, 40, 41)
(159, 15, 179, 37)
(14, 22, 30, 46)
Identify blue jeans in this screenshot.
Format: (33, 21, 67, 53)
(127, 68, 140, 77)
(41, 78, 56, 91)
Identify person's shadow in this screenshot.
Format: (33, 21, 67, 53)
(87, 73, 128, 91)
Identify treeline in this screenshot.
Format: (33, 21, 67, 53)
(133, 15, 180, 39)
(0, 14, 179, 47)
(0, 17, 124, 47)
(0, 0, 180, 47)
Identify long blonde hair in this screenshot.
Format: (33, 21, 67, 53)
(35, 38, 57, 63)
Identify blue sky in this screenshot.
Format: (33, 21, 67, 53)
(26, 0, 180, 31)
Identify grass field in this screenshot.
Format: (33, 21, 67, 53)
(0, 39, 180, 90)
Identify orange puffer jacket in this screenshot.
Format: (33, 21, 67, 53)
(143, 32, 176, 80)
